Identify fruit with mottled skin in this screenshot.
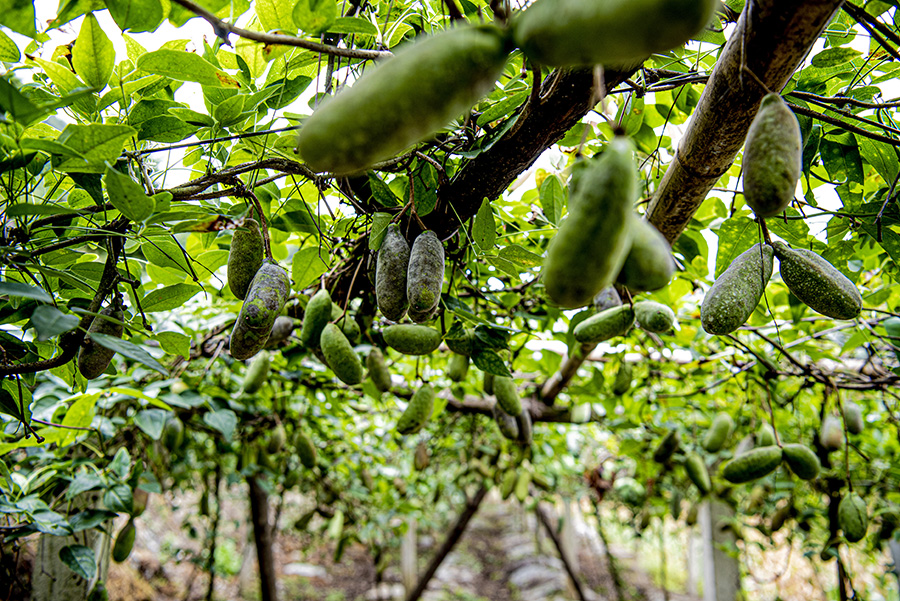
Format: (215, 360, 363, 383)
(231, 261, 291, 360)
(593, 287, 622, 311)
(300, 288, 333, 348)
(701, 243, 774, 335)
(162, 416, 184, 451)
(320, 323, 363, 385)
(383, 324, 442, 355)
(843, 401, 864, 435)
(366, 348, 392, 392)
(493, 402, 519, 440)
(407, 230, 445, 323)
(331, 304, 361, 343)
(685, 452, 711, 495)
(820, 415, 843, 451)
(376, 224, 410, 321)
(839, 493, 868, 543)
(757, 423, 777, 447)
(721, 446, 782, 484)
(414, 442, 430, 471)
(612, 361, 632, 395)
(573, 305, 635, 343)
(634, 301, 676, 333)
(242, 351, 270, 393)
(773, 242, 862, 320)
(653, 430, 680, 464)
(265, 316, 294, 348)
(78, 302, 125, 379)
(782, 443, 820, 480)
(448, 353, 469, 382)
(703, 413, 734, 452)
(295, 431, 317, 469)
(617, 217, 675, 291)
(493, 375, 522, 417)
(397, 384, 435, 435)
(267, 424, 286, 454)
(743, 94, 802, 218)
(227, 218, 264, 299)
(112, 519, 136, 563)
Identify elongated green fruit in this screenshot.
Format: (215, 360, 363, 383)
(447, 353, 469, 382)
(397, 384, 435, 435)
(653, 430, 680, 464)
(843, 401, 864, 435)
(493, 401, 519, 440)
(573, 305, 635, 344)
(839, 493, 868, 543)
(593, 287, 622, 312)
(634, 301, 676, 333)
(743, 94, 802, 218)
(446, 327, 474, 356)
(295, 431, 317, 469)
(300, 288, 332, 348)
(376, 224, 410, 321)
(483, 371, 494, 396)
(297, 26, 511, 175)
(231, 261, 291, 360)
(772, 242, 862, 320)
(265, 316, 294, 348)
(366, 348, 392, 392)
(227, 218, 264, 299)
(267, 424, 286, 454)
(703, 412, 734, 452)
(331, 304, 361, 343)
(407, 230, 444, 322)
(500, 469, 518, 499)
(163, 416, 184, 451)
(782, 443, 820, 480)
(543, 138, 636, 307)
(617, 217, 675, 292)
(612, 361, 632, 395)
(757, 423, 777, 447)
(112, 519, 136, 563)
(78, 302, 124, 379)
(383, 324, 441, 355)
(721, 446, 782, 484)
(493, 376, 522, 417)
(513, 0, 717, 67)
(320, 323, 363, 385)
(701, 243, 774, 335)
(685, 453, 711, 495)
(242, 351, 270, 393)
(414, 442, 430, 471)
(516, 410, 533, 446)
(820, 415, 843, 451)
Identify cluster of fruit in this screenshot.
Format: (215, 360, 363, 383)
(375, 226, 445, 323)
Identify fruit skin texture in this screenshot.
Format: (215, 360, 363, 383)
(685, 453, 711, 495)
(320, 323, 364, 385)
(573, 305, 635, 344)
(493, 402, 519, 440)
(721, 446, 783, 484)
(366, 348, 392, 392)
(231, 261, 291, 360)
(78, 302, 125, 379)
(382, 324, 442, 355)
(593, 287, 622, 311)
(331, 305, 361, 343)
(782, 443, 820, 480)
(112, 519, 136, 563)
(653, 430, 680, 464)
(612, 361, 632, 395)
(616, 217, 675, 292)
(543, 138, 637, 308)
(772, 242, 862, 320)
(242, 351, 270, 393)
(300, 288, 333, 348)
(267, 424, 286, 454)
(265, 316, 294, 348)
(375, 224, 410, 321)
(513, 0, 717, 67)
(162, 417, 184, 451)
(297, 26, 511, 175)
(493, 376, 522, 417)
(396, 384, 435, 435)
(839, 493, 868, 543)
(757, 423, 777, 448)
(447, 353, 469, 382)
(701, 243, 774, 335)
(407, 230, 444, 322)
(843, 401, 864, 435)
(516, 409, 533, 446)
(634, 301, 676, 333)
(227, 218, 264, 300)
(742, 94, 802, 218)
(483, 372, 494, 395)
(703, 413, 734, 452)
(820, 415, 843, 451)
(295, 431, 317, 469)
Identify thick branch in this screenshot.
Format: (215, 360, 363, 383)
(535, 504, 589, 601)
(540, 342, 597, 404)
(647, 0, 845, 243)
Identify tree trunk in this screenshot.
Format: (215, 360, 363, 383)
(247, 476, 278, 601)
(700, 500, 741, 601)
(535, 503, 589, 601)
(401, 516, 417, 594)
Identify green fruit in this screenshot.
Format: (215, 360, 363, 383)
(516, 410, 533, 446)
(839, 492, 868, 543)
(843, 401, 864, 435)
(366, 348, 392, 392)
(702, 412, 733, 452)
(265, 316, 294, 348)
(514, 470, 532, 502)
(634, 301, 676, 333)
(782, 443, 820, 480)
(612, 361, 632, 395)
(493, 402, 519, 440)
(885, 317, 900, 362)
(162, 416, 184, 451)
(685, 503, 698, 526)
(132, 489, 149, 517)
(407, 230, 445, 322)
(592, 287, 622, 311)
(297, 26, 511, 175)
(231, 261, 291, 360)
(543, 138, 637, 308)
(396, 384, 435, 435)
(267, 424, 286, 454)
(772, 242, 862, 320)
(446, 327, 474, 356)
(653, 430, 680, 464)
(616, 217, 675, 292)
(112, 519, 136, 563)
(227, 218, 264, 299)
(684, 452, 711, 495)
(414, 442, 430, 471)
(483, 372, 494, 395)
(701, 243, 774, 335)
(320, 323, 363, 385)
(721, 446, 782, 484)
(300, 288, 333, 349)
(375, 224, 410, 321)
(382, 324, 442, 355)
(242, 351, 270, 393)
(820, 415, 843, 451)
(331, 305, 361, 343)
(447, 353, 469, 382)
(493, 376, 522, 417)
(500, 469, 517, 500)
(573, 305, 635, 344)
(78, 302, 125, 379)
(513, 0, 716, 66)
(743, 94, 802, 218)
(283, 469, 300, 489)
(295, 431, 317, 469)
(757, 423, 777, 448)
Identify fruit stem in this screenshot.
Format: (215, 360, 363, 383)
(241, 188, 273, 261)
(757, 216, 772, 245)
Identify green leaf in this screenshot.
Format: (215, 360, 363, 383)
(484, 255, 519, 278)
(858, 137, 899, 184)
(55, 124, 137, 172)
(810, 47, 861, 68)
(72, 13, 115, 90)
(203, 409, 237, 441)
(328, 16, 377, 35)
(369, 212, 392, 251)
(540, 175, 564, 225)
(141, 284, 202, 312)
(499, 244, 543, 267)
(137, 117, 199, 143)
(19, 139, 85, 160)
(0, 0, 36, 37)
(292, 247, 329, 291)
(713, 217, 760, 278)
(154, 331, 191, 358)
(0, 28, 18, 61)
(69, 509, 117, 532)
(257, 0, 296, 31)
(137, 50, 242, 88)
(0, 385, 30, 423)
(59, 545, 96, 581)
(109, 448, 131, 480)
(0, 78, 46, 125)
(30, 306, 79, 341)
(66, 473, 105, 500)
(293, 0, 336, 34)
(89, 333, 168, 375)
(0, 281, 52, 303)
(104, 166, 156, 222)
(471, 349, 513, 378)
(106, 0, 164, 32)
(473, 199, 496, 251)
(134, 409, 169, 440)
(103, 483, 133, 513)
(367, 172, 401, 207)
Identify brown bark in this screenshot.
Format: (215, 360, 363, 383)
(247, 476, 278, 601)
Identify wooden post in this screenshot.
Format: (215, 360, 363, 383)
(700, 500, 741, 601)
(401, 516, 417, 594)
(687, 526, 701, 596)
(247, 476, 279, 601)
